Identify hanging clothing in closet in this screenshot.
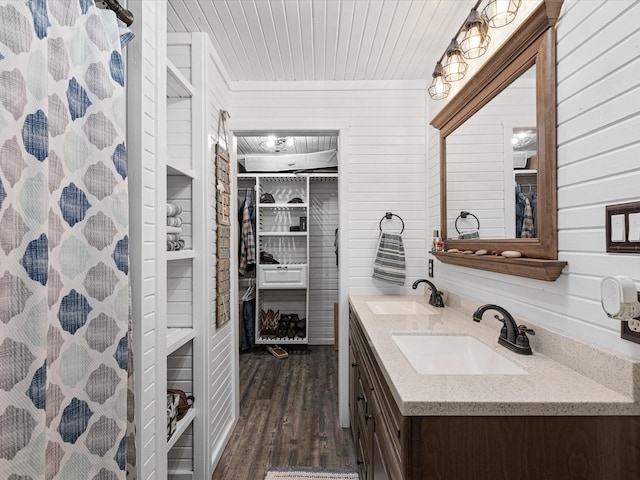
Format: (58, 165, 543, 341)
(238, 191, 256, 275)
(515, 188, 536, 238)
(240, 281, 256, 351)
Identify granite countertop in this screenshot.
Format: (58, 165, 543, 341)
(349, 295, 640, 416)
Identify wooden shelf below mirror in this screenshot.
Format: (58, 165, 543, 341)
(431, 252, 567, 281)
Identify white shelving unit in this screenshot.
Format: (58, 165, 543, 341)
(160, 34, 207, 480)
(238, 174, 311, 345)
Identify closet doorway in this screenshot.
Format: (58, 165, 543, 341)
(219, 131, 351, 476)
(234, 131, 340, 352)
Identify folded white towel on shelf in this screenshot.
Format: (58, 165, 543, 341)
(166, 234, 181, 242)
(372, 232, 406, 286)
(166, 216, 183, 227)
(166, 226, 182, 235)
(166, 203, 183, 216)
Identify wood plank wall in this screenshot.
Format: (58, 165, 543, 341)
(428, 0, 640, 361)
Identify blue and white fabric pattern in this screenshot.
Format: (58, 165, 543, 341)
(0, 1, 134, 478)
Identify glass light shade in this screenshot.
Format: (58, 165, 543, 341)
(483, 0, 522, 28)
(428, 63, 451, 100)
(460, 10, 491, 59)
(442, 40, 468, 82)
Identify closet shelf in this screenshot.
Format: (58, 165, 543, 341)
(166, 328, 196, 355)
(166, 59, 194, 98)
(167, 250, 195, 261)
(167, 162, 195, 178)
(255, 337, 308, 345)
(167, 407, 196, 450)
(260, 232, 308, 237)
(259, 203, 308, 209)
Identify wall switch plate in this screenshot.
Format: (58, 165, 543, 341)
(428, 259, 434, 278)
(606, 201, 640, 253)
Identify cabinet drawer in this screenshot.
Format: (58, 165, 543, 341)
(258, 264, 307, 288)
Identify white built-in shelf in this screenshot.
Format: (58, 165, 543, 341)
(166, 59, 195, 98)
(167, 162, 195, 178)
(515, 169, 537, 175)
(256, 337, 309, 345)
(260, 203, 308, 208)
(166, 327, 196, 355)
(260, 231, 308, 237)
(167, 407, 196, 450)
(166, 250, 195, 261)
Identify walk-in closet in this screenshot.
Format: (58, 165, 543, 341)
(235, 133, 340, 355)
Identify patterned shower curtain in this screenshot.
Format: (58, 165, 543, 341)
(0, 1, 134, 478)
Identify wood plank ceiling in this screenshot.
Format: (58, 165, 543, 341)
(236, 134, 338, 155)
(167, 0, 472, 82)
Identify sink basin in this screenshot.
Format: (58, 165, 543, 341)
(392, 334, 528, 375)
(367, 301, 436, 315)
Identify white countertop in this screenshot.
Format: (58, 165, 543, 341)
(349, 295, 640, 416)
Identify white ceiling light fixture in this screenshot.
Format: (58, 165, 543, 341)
(259, 136, 295, 153)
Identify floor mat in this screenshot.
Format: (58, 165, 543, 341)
(265, 468, 358, 479)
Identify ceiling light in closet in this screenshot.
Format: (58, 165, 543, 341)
(260, 136, 295, 152)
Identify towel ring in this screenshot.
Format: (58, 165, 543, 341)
(455, 211, 480, 234)
(379, 212, 404, 234)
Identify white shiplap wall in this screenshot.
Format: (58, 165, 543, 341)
(309, 177, 339, 344)
(127, 1, 164, 479)
(230, 83, 428, 296)
(428, 0, 640, 360)
(204, 36, 237, 476)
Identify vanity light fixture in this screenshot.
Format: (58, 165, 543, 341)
(428, 62, 452, 100)
(483, 0, 522, 28)
(427, 0, 521, 100)
(460, 8, 491, 59)
(442, 39, 468, 82)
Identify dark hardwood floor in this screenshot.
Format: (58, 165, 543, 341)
(211, 346, 357, 479)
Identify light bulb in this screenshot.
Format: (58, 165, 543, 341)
(286, 137, 294, 147)
(428, 62, 451, 100)
(483, 0, 521, 28)
(460, 9, 490, 59)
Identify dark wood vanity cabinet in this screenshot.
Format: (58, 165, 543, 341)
(350, 310, 407, 480)
(349, 308, 640, 480)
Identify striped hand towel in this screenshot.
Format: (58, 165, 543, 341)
(372, 232, 406, 286)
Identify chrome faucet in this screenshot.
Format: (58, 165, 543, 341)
(412, 279, 445, 308)
(472, 304, 534, 355)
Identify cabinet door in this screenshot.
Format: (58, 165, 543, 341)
(372, 430, 389, 480)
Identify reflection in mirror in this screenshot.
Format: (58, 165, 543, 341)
(445, 64, 536, 240)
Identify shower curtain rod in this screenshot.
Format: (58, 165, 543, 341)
(102, 0, 134, 26)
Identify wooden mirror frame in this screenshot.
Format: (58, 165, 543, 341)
(430, 0, 567, 281)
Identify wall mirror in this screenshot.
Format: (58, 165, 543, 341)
(430, 0, 567, 281)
